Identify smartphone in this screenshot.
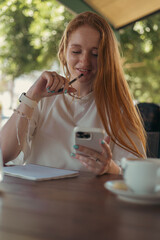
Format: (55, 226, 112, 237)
(74, 127, 105, 154)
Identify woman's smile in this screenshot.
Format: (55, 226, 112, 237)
(66, 25, 100, 95)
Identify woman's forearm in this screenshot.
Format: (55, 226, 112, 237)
(0, 103, 35, 164)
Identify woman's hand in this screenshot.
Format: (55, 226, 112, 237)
(26, 71, 76, 102)
(71, 136, 120, 175)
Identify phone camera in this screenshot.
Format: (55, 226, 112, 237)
(76, 131, 91, 139)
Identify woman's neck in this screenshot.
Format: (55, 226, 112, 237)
(72, 82, 93, 97)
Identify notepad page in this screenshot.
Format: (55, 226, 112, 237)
(4, 164, 79, 181)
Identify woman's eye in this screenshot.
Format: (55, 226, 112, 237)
(72, 51, 81, 54)
(72, 51, 98, 57)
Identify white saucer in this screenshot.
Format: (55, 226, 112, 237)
(104, 180, 160, 205)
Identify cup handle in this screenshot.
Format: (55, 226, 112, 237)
(121, 158, 127, 169)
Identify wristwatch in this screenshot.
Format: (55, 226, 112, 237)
(19, 92, 37, 109)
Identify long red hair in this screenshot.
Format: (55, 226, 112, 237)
(58, 11, 146, 158)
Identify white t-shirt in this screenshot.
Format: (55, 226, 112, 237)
(14, 92, 145, 171)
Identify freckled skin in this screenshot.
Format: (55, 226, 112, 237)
(66, 25, 100, 96)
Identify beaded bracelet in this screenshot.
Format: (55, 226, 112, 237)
(13, 109, 31, 121)
(13, 109, 31, 146)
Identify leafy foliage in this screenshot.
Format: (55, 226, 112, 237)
(0, 0, 74, 82)
(0, 1, 159, 103)
(120, 13, 160, 103)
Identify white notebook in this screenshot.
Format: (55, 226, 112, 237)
(4, 164, 79, 181)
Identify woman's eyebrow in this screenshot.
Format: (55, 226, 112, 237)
(70, 44, 81, 47)
(70, 44, 98, 50)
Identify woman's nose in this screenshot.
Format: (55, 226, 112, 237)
(80, 52, 91, 65)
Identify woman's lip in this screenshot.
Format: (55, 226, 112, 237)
(77, 70, 90, 76)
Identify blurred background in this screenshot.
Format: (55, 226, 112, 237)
(0, 0, 160, 128)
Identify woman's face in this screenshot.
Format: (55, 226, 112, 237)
(66, 25, 100, 88)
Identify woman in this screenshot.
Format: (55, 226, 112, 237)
(0, 12, 146, 175)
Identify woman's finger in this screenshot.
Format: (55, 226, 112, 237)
(44, 71, 56, 89)
(72, 137, 113, 175)
(54, 74, 65, 92)
(105, 136, 110, 144)
(74, 143, 109, 166)
(47, 72, 60, 92)
(76, 154, 103, 173)
(100, 140, 112, 160)
(46, 72, 68, 94)
(63, 79, 69, 94)
(75, 145, 102, 160)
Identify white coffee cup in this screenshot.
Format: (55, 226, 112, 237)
(121, 158, 160, 194)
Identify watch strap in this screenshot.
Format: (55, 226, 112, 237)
(19, 92, 37, 109)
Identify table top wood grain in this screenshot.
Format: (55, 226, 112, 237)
(0, 171, 160, 240)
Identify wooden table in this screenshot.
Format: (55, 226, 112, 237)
(0, 171, 160, 240)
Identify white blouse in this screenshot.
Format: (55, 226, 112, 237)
(13, 92, 145, 171)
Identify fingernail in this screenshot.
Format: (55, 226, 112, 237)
(73, 145, 79, 149)
(64, 89, 67, 94)
(47, 87, 51, 93)
(101, 140, 105, 144)
(51, 90, 55, 93)
(71, 152, 76, 157)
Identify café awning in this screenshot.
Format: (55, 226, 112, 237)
(58, 0, 160, 29)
